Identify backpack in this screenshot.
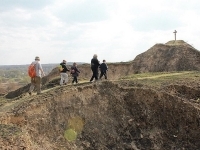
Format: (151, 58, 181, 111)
(28, 63, 36, 78)
(58, 65, 63, 72)
(71, 69, 75, 74)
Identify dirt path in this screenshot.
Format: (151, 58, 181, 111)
(136, 72, 190, 79)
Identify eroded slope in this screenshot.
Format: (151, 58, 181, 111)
(0, 80, 200, 150)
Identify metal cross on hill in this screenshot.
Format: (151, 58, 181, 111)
(173, 30, 177, 41)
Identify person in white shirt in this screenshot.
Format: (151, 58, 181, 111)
(28, 56, 45, 95)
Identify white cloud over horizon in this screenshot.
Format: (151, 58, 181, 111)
(0, 0, 200, 65)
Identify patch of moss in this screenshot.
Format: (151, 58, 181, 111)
(0, 124, 22, 138)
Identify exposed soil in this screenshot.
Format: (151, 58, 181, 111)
(0, 74, 200, 149)
(133, 40, 200, 73)
(0, 40, 200, 149)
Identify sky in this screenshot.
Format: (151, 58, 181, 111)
(0, 0, 200, 65)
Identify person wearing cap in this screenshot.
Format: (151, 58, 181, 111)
(90, 54, 100, 82)
(60, 60, 70, 86)
(28, 56, 45, 95)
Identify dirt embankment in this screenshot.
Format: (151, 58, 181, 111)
(0, 81, 200, 150)
(1, 40, 200, 149)
(133, 40, 200, 73)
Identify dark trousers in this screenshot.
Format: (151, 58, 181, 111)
(90, 68, 98, 81)
(100, 71, 107, 79)
(72, 76, 78, 83)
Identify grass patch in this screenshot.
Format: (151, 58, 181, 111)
(0, 96, 7, 106)
(120, 71, 200, 88)
(0, 124, 22, 137)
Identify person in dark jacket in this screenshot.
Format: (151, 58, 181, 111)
(90, 54, 100, 82)
(60, 60, 70, 85)
(99, 59, 108, 79)
(71, 62, 80, 84)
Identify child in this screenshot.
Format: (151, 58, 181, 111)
(99, 60, 108, 79)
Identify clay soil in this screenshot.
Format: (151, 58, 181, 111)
(0, 71, 200, 150)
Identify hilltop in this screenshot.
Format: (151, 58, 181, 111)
(0, 40, 200, 149)
(132, 40, 200, 73)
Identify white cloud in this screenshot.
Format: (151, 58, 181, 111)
(0, 0, 200, 65)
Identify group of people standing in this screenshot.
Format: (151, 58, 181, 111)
(28, 54, 108, 95)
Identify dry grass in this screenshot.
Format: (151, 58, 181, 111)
(120, 71, 200, 88)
